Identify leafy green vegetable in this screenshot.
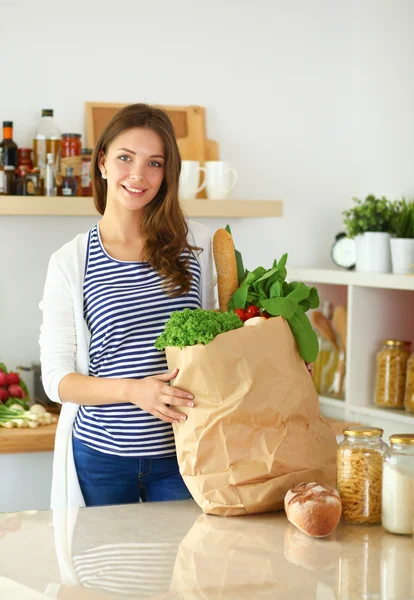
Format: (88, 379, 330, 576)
(155, 308, 243, 350)
(0, 363, 8, 374)
(5, 398, 30, 411)
(227, 252, 320, 362)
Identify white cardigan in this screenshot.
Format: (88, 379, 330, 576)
(39, 220, 217, 510)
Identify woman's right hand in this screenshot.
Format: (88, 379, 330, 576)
(126, 368, 194, 423)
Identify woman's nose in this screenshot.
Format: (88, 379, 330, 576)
(130, 161, 145, 180)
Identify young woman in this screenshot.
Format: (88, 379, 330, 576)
(39, 104, 216, 509)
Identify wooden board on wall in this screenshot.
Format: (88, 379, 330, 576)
(85, 102, 219, 197)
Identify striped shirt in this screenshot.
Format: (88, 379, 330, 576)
(73, 224, 201, 457)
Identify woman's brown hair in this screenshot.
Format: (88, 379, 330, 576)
(91, 103, 201, 297)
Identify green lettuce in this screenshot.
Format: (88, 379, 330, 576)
(155, 308, 243, 350)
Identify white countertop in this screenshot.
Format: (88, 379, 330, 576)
(0, 499, 413, 599)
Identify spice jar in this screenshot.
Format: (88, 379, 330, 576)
(382, 434, 414, 535)
(337, 426, 387, 524)
(404, 354, 414, 413)
(375, 340, 411, 409)
(60, 133, 82, 196)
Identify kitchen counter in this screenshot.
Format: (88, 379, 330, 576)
(1, 499, 413, 599)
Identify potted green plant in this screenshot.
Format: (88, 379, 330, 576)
(389, 199, 414, 274)
(342, 195, 395, 273)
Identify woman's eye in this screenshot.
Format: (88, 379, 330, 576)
(149, 161, 163, 168)
(118, 155, 131, 162)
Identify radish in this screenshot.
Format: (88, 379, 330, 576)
(0, 371, 7, 387)
(7, 384, 25, 399)
(7, 372, 20, 386)
(0, 388, 9, 402)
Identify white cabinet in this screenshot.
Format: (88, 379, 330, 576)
(288, 268, 414, 441)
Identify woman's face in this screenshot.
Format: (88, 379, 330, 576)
(100, 127, 165, 212)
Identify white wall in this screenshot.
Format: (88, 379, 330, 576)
(1, 0, 414, 386)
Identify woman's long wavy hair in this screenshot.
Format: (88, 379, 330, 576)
(91, 103, 201, 297)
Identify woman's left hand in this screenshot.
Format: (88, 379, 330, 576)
(305, 362, 314, 377)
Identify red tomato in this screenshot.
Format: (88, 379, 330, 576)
(246, 305, 260, 319)
(234, 308, 247, 322)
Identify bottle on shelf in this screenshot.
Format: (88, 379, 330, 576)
(3, 166, 16, 195)
(61, 166, 78, 196)
(33, 109, 61, 186)
(0, 148, 4, 195)
(0, 121, 18, 170)
(45, 152, 57, 197)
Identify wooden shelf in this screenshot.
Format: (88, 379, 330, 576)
(0, 423, 57, 454)
(0, 196, 283, 218)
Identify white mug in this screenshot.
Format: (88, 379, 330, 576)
(205, 161, 238, 200)
(179, 161, 206, 200)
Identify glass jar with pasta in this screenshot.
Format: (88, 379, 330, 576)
(337, 426, 388, 524)
(375, 340, 411, 409)
(404, 353, 414, 413)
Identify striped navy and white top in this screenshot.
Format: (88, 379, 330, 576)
(73, 224, 201, 457)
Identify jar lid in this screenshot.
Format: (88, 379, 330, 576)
(383, 340, 410, 346)
(61, 133, 82, 138)
(41, 109, 54, 117)
(3, 121, 13, 127)
(343, 426, 383, 437)
(389, 434, 414, 445)
(81, 148, 93, 155)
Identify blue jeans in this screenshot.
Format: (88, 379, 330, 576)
(72, 435, 192, 507)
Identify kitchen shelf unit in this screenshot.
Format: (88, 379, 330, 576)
(0, 196, 283, 218)
(288, 267, 414, 441)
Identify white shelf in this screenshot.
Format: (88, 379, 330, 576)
(307, 269, 414, 438)
(288, 267, 414, 291)
(349, 404, 414, 426)
(0, 196, 283, 218)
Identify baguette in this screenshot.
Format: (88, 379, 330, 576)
(284, 482, 342, 538)
(212, 228, 239, 312)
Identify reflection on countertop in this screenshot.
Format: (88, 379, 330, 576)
(0, 499, 413, 599)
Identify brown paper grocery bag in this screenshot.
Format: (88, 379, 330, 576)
(166, 316, 337, 517)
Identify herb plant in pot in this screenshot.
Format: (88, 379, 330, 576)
(343, 195, 394, 273)
(389, 199, 414, 274)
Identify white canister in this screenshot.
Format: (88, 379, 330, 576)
(390, 238, 414, 275)
(355, 232, 392, 273)
(382, 434, 414, 535)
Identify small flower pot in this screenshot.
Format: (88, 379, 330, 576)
(390, 238, 414, 274)
(355, 232, 392, 273)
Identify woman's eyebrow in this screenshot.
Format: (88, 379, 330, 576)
(116, 147, 164, 159)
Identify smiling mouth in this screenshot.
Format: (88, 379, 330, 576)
(122, 185, 147, 196)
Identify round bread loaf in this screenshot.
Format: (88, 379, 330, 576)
(284, 482, 342, 538)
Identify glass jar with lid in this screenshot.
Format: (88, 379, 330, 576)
(337, 426, 388, 524)
(375, 340, 411, 409)
(404, 354, 414, 413)
(382, 434, 414, 535)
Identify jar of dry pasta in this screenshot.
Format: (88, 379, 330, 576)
(404, 353, 414, 413)
(337, 426, 388, 524)
(375, 340, 412, 409)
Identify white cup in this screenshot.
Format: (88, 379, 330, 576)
(205, 161, 239, 200)
(179, 161, 206, 200)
